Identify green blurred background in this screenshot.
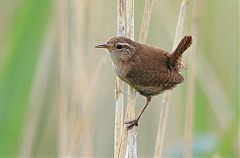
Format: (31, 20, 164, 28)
(0, 0, 239, 157)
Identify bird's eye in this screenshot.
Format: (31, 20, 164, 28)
(116, 44, 123, 49)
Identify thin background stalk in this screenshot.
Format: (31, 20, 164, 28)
(58, 0, 69, 156)
(58, 0, 96, 156)
(184, 0, 202, 157)
(197, 54, 233, 129)
(17, 25, 55, 157)
(68, 0, 94, 156)
(139, 0, 155, 43)
(154, 0, 190, 157)
(238, 3, 240, 157)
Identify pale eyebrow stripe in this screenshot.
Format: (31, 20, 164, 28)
(117, 43, 134, 49)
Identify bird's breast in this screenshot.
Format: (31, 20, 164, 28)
(109, 53, 130, 79)
(112, 62, 129, 80)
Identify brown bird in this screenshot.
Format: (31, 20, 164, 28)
(95, 36, 192, 130)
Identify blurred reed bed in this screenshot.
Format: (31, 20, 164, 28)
(0, 0, 238, 157)
(18, 24, 56, 156)
(58, 0, 107, 156)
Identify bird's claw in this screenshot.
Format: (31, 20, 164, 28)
(125, 119, 138, 130)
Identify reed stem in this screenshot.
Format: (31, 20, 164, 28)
(117, 0, 155, 157)
(184, 0, 202, 157)
(125, 0, 137, 157)
(115, 0, 125, 157)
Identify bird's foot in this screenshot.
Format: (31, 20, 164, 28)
(125, 119, 138, 130)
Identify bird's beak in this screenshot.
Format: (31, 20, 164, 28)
(95, 43, 109, 49)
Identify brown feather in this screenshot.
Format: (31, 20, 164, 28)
(169, 35, 193, 71)
(124, 43, 184, 96)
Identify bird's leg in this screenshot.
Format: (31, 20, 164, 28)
(125, 97, 152, 130)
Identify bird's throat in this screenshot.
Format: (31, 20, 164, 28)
(109, 53, 129, 79)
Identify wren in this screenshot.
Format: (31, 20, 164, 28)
(95, 36, 192, 130)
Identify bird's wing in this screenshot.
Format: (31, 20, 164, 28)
(126, 66, 184, 87)
(126, 46, 184, 87)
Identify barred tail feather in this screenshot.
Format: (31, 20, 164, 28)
(169, 35, 192, 71)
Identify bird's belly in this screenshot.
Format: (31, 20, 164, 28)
(132, 82, 177, 96)
(132, 85, 164, 96)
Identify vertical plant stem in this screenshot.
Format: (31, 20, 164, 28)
(115, 78, 124, 158)
(154, 93, 170, 157)
(139, 0, 155, 43)
(58, 0, 69, 156)
(117, 0, 155, 157)
(184, 0, 201, 157)
(154, 0, 190, 157)
(125, 0, 137, 157)
(115, 0, 125, 157)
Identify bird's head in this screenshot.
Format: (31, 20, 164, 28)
(95, 36, 136, 61)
